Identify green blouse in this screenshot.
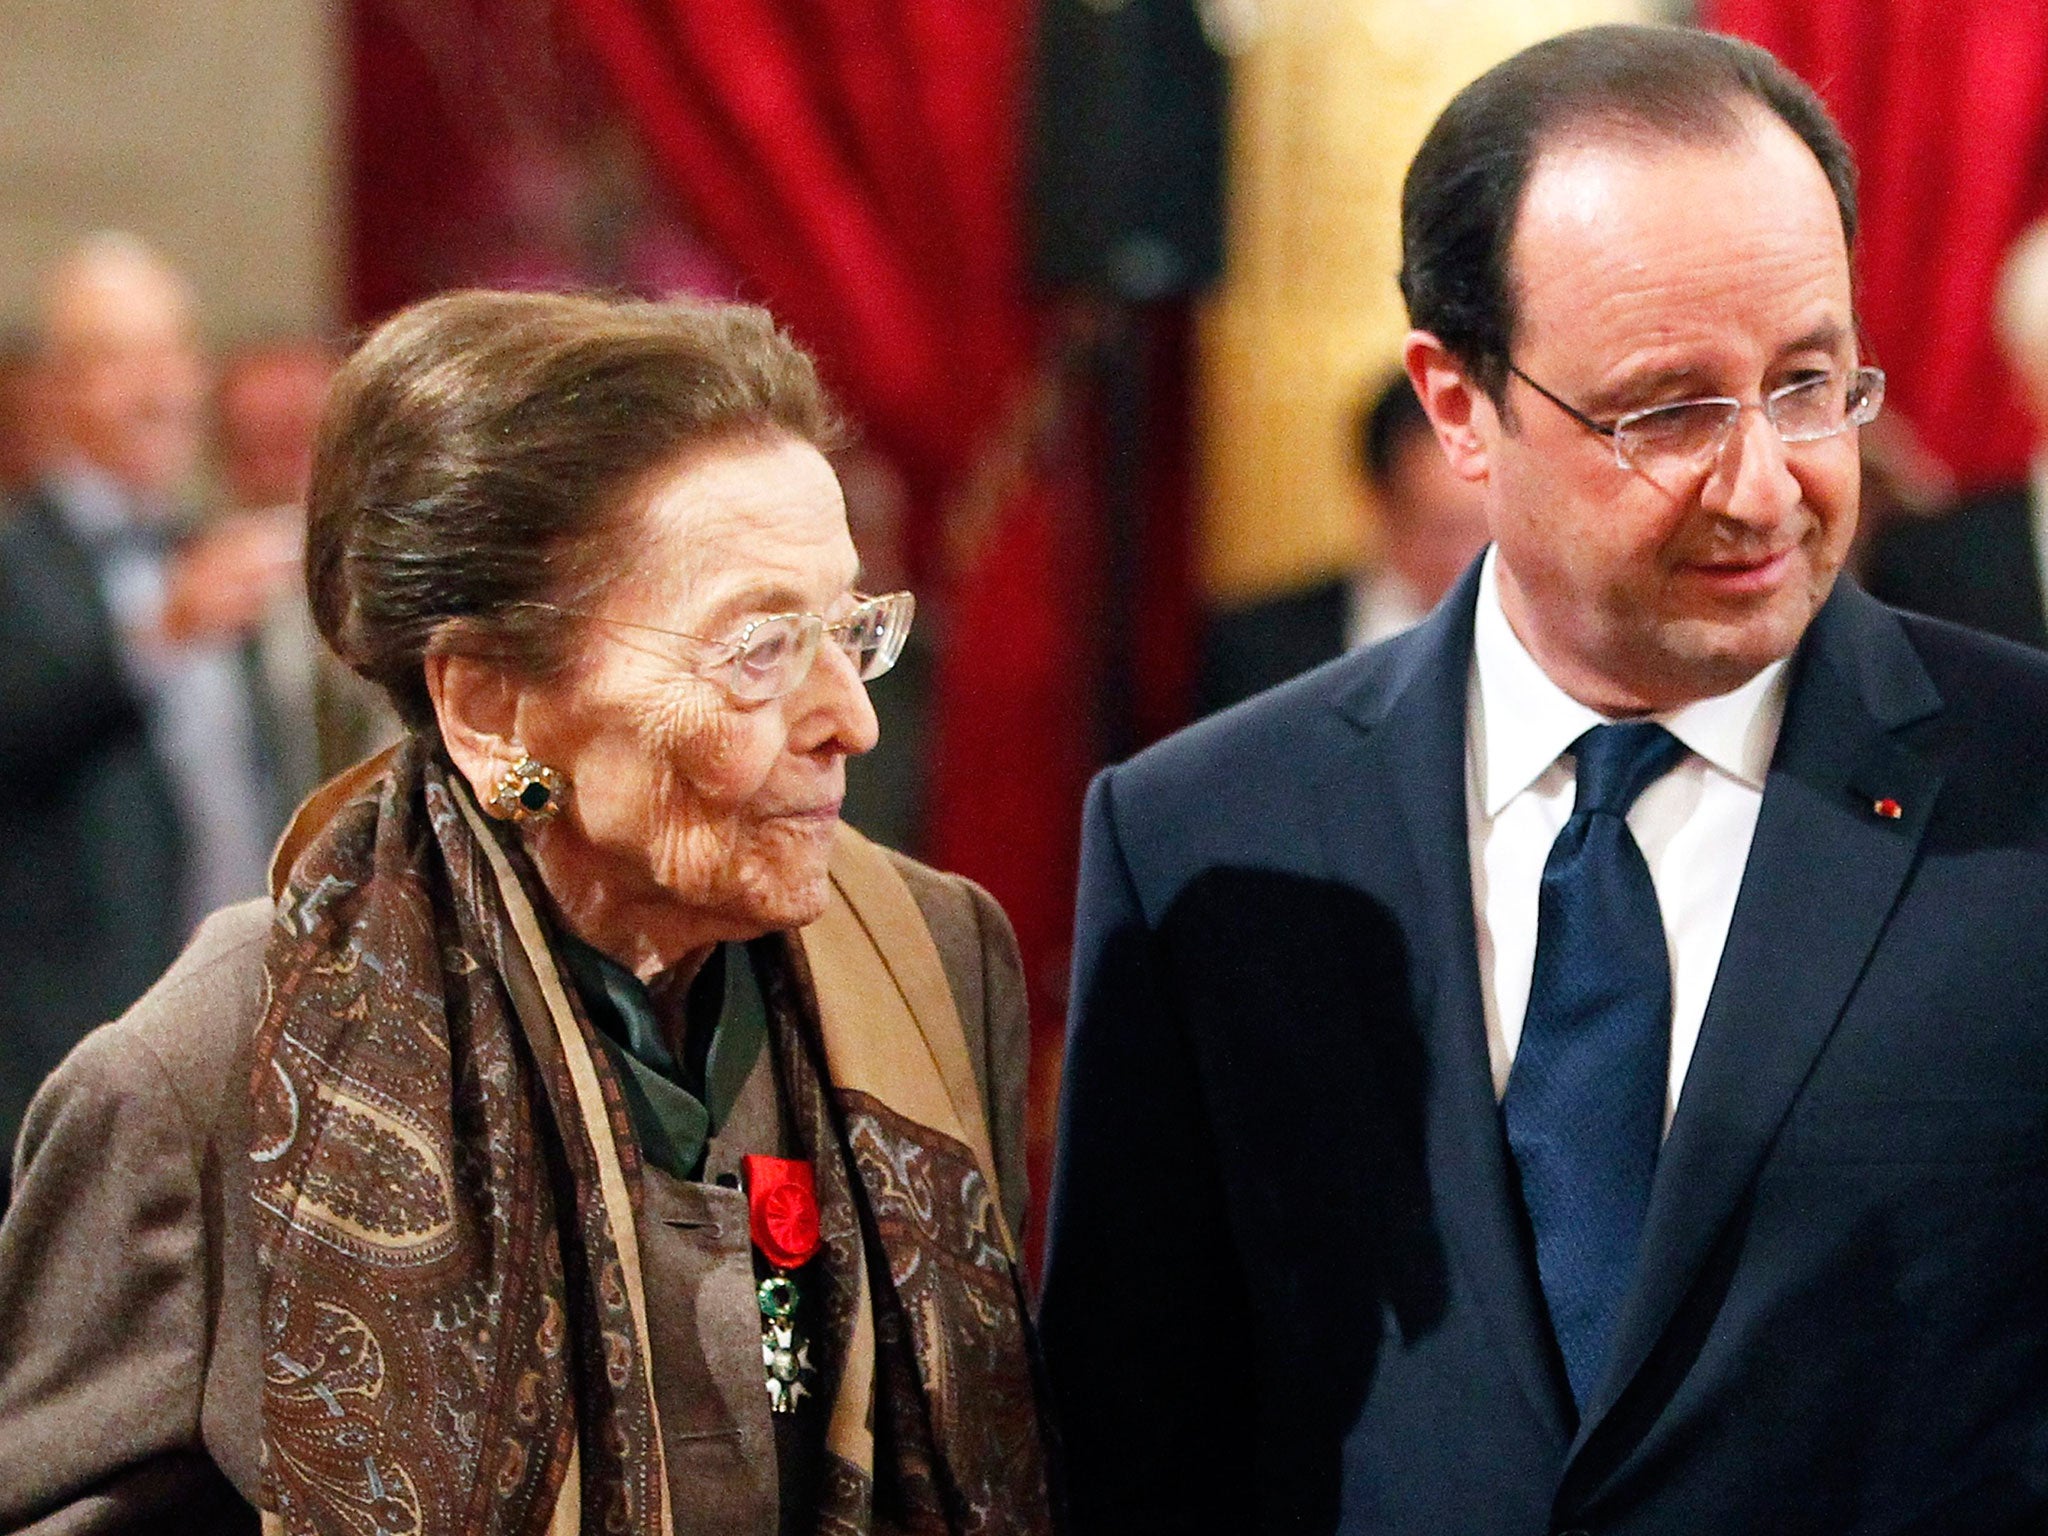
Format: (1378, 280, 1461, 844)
(558, 934, 769, 1182)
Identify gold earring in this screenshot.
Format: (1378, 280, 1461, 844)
(485, 752, 567, 823)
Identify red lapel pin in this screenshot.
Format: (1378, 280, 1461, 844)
(1872, 796, 1903, 821)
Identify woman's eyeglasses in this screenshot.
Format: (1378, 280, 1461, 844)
(514, 590, 915, 702)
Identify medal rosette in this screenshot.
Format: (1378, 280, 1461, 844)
(743, 1153, 822, 1413)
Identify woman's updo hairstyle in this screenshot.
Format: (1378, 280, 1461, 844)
(305, 289, 844, 729)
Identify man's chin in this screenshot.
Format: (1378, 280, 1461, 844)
(1651, 621, 1808, 703)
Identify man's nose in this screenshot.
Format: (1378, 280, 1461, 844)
(1702, 405, 1802, 525)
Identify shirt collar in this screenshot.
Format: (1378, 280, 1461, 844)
(45, 461, 140, 543)
(1471, 545, 1790, 817)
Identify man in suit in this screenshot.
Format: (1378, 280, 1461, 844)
(1864, 216, 2048, 649)
(0, 235, 299, 1167)
(1041, 23, 2048, 1535)
(216, 338, 399, 800)
(1195, 372, 1489, 715)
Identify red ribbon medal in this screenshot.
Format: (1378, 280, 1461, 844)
(743, 1154, 821, 1269)
(742, 1155, 819, 1412)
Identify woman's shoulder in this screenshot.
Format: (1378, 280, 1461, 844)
(35, 898, 272, 1151)
(875, 845, 1017, 956)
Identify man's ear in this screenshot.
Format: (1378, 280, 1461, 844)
(1404, 330, 1497, 485)
(424, 647, 523, 799)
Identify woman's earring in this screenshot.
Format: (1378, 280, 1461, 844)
(485, 751, 567, 823)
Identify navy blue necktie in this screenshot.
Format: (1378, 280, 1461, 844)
(1504, 721, 1687, 1411)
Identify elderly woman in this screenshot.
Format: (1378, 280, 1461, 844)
(0, 292, 1055, 1536)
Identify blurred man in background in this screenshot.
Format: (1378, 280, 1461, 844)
(1865, 215, 2048, 648)
(217, 339, 396, 797)
(216, 340, 333, 516)
(0, 234, 299, 1168)
(1196, 371, 1490, 714)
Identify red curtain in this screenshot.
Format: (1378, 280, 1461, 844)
(1709, 0, 2048, 488)
(562, 0, 1039, 522)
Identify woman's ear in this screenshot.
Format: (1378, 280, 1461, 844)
(424, 648, 522, 799)
(1404, 330, 1499, 486)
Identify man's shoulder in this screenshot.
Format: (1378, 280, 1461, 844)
(1088, 630, 1436, 900)
(0, 485, 76, 571)
(1123, 628, 1419, 804)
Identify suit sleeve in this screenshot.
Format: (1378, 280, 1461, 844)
(0, 1025, 252, 1534)
(1037, 769, 1257, 1536)
(0, 516, 149, 793)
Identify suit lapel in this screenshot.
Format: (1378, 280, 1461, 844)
(1576, 583, 1944, 1444)
(1322, 563, 1575, 1446)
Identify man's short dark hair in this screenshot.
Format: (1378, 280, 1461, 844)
(1398, 24, 1857, 401)
(1357, 371, 1432, 492)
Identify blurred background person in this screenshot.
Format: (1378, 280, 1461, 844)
(1196, 370, 1491, 714)
(216, 338, 399, 797)
(215, 340, 334, 516)
(1864, 215, 2048, 650)
(0, 334, 54, 500)
(0, 234, 299, 1169)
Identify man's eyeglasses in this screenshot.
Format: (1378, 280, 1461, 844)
(515, 590, 915, 703)
(1506, 362, 1886, 477)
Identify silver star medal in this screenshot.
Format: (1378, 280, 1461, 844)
(757, 1273, 813, 1413)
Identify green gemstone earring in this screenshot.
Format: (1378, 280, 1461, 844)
(486, 751, 567, 823)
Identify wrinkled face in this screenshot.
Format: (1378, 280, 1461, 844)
(517, 433, 878, 950)
(1474, 113, 1861, 713)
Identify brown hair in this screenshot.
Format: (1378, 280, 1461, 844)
(306, 289, 844, 728)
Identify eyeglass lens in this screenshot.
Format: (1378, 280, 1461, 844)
(725, 592, 914, 700)
(1615, 367, 1883, 472)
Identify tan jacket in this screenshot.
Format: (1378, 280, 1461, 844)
(0, 855, 1029, 1535)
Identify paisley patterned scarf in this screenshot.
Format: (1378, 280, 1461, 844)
(250, 740, 1053, 1536)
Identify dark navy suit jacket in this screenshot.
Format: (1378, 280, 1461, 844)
(1040, 560, 2048, 1535)
(0, 490, 185, 1166)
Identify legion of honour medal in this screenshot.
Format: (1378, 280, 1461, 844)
(744, 1153, 821, 1414)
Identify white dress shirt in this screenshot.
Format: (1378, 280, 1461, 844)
(1465, 547, 1789, 1129)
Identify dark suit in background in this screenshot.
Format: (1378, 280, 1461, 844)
(1863, 485, 2048, 650)
(0, 490, 185, 1158)
(1041, 568, 2048, 1533)
(1194, 577, 1349, 717)
(1195, 372, 1489, 720)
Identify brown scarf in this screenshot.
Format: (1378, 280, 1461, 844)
(251, 741, 1053, 1536)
